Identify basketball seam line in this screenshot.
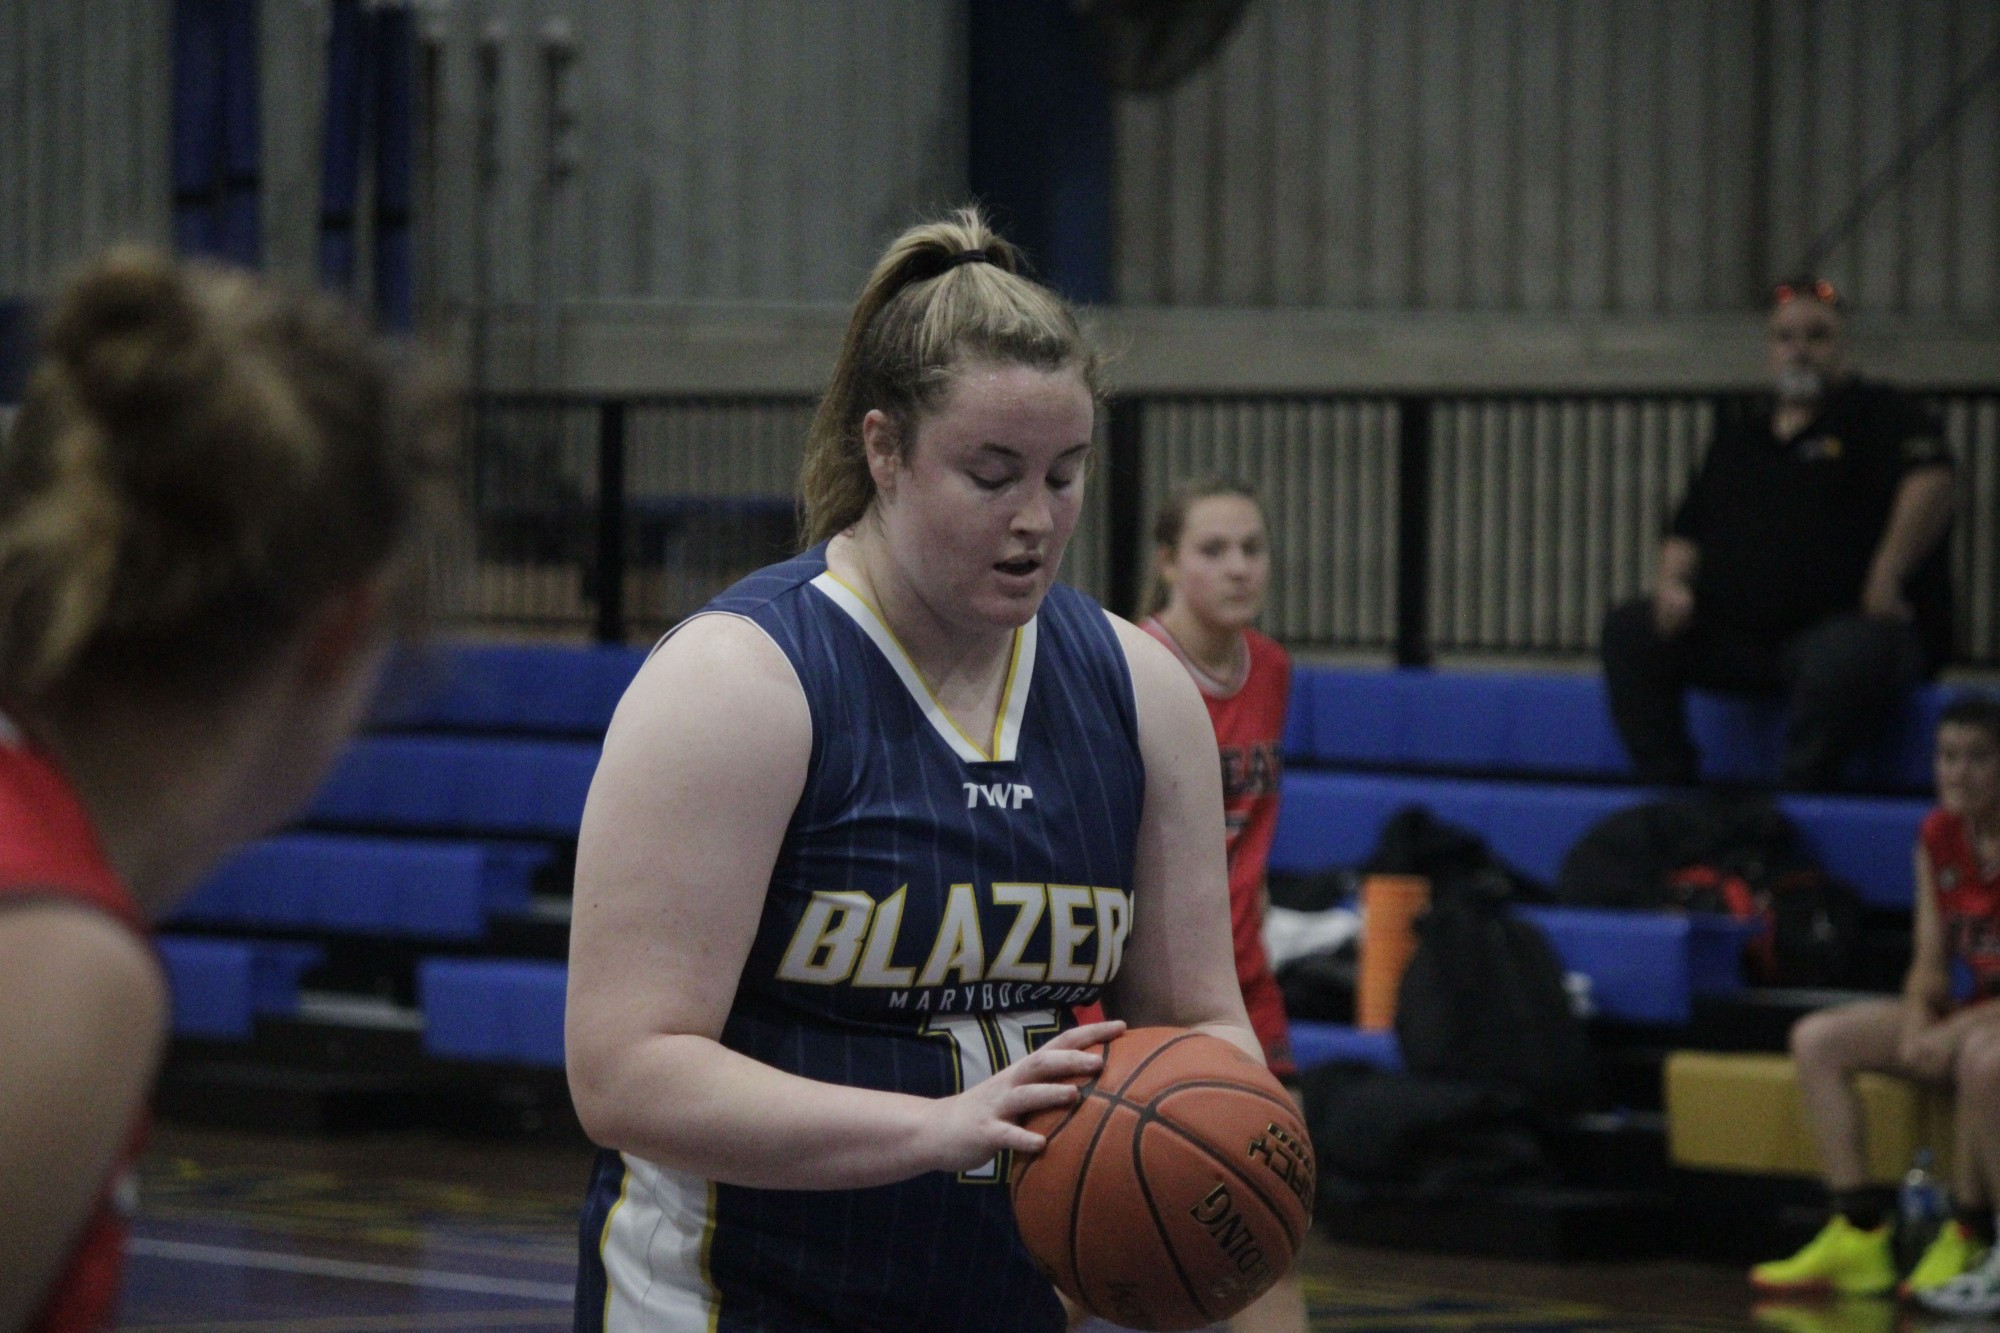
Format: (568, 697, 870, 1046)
(1095, 1084, 1310, 1253)
(1063, 1031, 1212, 1323)
(1129, 1101, 1217, 1324)
(1065, 1076, 1125, 1313)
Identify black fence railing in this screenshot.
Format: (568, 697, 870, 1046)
(451, 389, 2000, 668)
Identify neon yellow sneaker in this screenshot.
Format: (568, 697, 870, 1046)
(1901, 1220, 1988, 1299)
(1750, 1216, 1896, 1295)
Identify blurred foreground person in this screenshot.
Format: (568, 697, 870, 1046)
(0, 249, 452, 1332)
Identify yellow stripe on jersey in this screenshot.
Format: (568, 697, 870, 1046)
(811, 571, 1029, 764)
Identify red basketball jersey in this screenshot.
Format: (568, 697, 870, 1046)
(1924, 807, 2000, 999)
(0, 719, 151, 1333)
(1144, 620, 1294, 1073)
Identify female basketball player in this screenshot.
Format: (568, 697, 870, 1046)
(0, 249, 450, 1332)
(1751, 696, 2000, 1310)
(1138, 479, 1307, 1333)
(566, 209, 1266, 1332)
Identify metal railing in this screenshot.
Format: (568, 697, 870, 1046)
(447, 388, 2000, 667)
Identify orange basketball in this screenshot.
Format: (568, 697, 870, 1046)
(1009, 1026, 1316, 1331)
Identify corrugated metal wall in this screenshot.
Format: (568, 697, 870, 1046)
(1, 0, 964, 308)
(9, 1, 1996, 320)
(1116, 0, 2000, 317)
(413, 0, 965, 315)
(0, 0, 171, 295)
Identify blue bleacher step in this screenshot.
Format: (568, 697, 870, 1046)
(372, 641, 648, 735)
(172, 833, 553, 939)
(1518, 904, 1752, 1026)
(1272, 769, 1929, 910)
(1290, 1021, 1402, 1071)
(419, 957, 567, 1068)
(157, 935, 325, 1040)
(308, 734, 601, 836)
(1289, 903, 1749, 1047)
(1288, 665, 1947, 792)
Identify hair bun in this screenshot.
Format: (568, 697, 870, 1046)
(44, 247, 218, 427)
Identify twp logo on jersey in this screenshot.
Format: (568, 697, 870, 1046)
(964, 782, 1034, 810)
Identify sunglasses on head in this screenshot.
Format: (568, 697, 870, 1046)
(1773, 278, 1840, 308)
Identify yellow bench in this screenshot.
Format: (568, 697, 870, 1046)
(1665, 1050, 1954, 1183)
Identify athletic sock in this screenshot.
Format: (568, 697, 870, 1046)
(1832, 1186, 1895, 1230)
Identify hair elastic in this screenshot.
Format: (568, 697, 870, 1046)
(941, 249, 992, 271)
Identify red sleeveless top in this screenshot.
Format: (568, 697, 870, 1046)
(1143, 621, 1294, 1072)
(0, 719, 151, 1333)
(1924, 807, 2000, 999)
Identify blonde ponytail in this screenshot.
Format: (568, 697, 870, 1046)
(798, 206, 1099, 546)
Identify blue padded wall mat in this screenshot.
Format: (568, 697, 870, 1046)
(174, 833, 552, 939)
(308, 735, 600, 836)
(372, 641, 649, 735)
(419, 957, 567, 1067)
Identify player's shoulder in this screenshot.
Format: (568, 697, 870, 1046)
(1105, 611, 1208, 718)
(611, 610, 809, 748)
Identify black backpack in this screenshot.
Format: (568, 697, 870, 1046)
(1393, 876, 1595, 1115)
(1556, 793, 1863, 986)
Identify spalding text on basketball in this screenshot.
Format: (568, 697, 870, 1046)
(1188, 1182, 1273, 1292)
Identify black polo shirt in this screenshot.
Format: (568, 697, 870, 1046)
(1669, 377, 1954, 664)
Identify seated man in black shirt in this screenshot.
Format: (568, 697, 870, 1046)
(1601, 277, 1956, 790)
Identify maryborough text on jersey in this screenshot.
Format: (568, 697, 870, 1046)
(776, 880, 1133, 1009)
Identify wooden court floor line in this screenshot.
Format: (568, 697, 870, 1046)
(121, 1311, 570, 1332)
(128, 1236, 573, 1302)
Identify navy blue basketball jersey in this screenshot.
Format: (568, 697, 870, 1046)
(576, 544, 1146, 1333)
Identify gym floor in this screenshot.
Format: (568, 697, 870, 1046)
(115, 1120, 1951, 1333)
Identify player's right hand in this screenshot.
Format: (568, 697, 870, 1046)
(922, 1020, 1125, 1175)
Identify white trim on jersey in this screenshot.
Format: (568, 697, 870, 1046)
(809, 572, 1038, 765)
(599, 1154, 722, 1332)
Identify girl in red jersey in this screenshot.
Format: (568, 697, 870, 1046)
(1141, 477, 1306, 1333)
(1751, 695, 2000, 1311)
(0, 250, 450, 1332)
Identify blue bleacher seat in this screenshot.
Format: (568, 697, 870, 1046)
(1273, 769, 1929, 910)
(172, 833, 551, 939)
(418, 957, 567, 1067)
(1293, 665, 1946, 791)
(1288, 1021, 1402, 1071)
(158, 936, 324, 1039)
(373, 641, 648, 734)
(1272, 771, 1630, 884)
(1517, 905, 1749, 1025)
(308, 734, 600, 836)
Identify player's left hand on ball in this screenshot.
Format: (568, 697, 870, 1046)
(920, 1020, 1125, 1174)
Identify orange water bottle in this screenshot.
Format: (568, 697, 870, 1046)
(1356, 874, 1431, 1031)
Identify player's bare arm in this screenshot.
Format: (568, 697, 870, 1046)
(0, 906, 164, 1333)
